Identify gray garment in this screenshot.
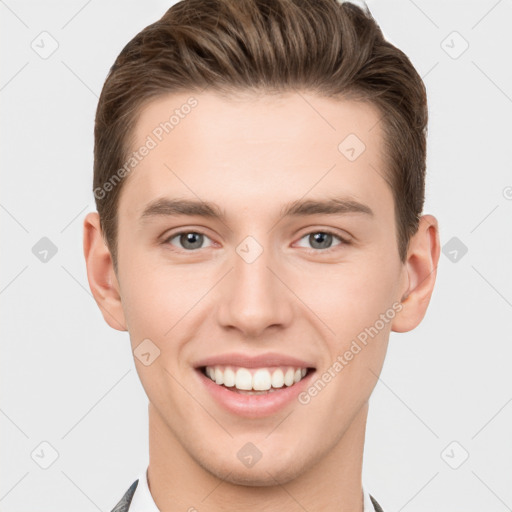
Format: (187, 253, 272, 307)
(111, 480, 138, 512)
(370, 494, 384, 512)
(111, 479, 385, 512)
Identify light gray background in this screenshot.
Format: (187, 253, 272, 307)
(1, 0, 511, 510)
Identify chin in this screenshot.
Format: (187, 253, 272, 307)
(196, 448, 310, 487)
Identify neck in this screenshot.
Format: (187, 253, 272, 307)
(147, 402, 368, 512)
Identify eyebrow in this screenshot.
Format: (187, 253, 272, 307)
(139, 196, 374, 223)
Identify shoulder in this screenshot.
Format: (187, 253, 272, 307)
(111, 479, 139, 512)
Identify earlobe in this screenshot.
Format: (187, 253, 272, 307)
(83, 212, 127, 331)
(392, 214, 441, 333)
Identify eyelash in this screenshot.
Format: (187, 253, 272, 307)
(162, 229, 350, 254)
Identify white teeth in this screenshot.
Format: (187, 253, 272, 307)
(223, 367, 236, 387)
(271, 368, 284, 388)
(284, 368, 295, 386)
(235, 368, 253, 390)
(203, 365, 310, 391)
(253, 369, 272, 391)
(214, 367, 224, 385)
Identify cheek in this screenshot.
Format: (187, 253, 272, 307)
(124, 283, 188, 343)
(295, 252, 399, 356)
(117, 251, 188, 342)
(300, 254, 398, 316)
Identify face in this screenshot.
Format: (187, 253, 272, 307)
(110, 91, 410, 485)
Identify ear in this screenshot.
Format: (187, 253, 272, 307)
(83, 212, 127, 331)
(392, 214, 441, 333)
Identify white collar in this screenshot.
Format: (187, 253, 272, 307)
(128, 468, 158, 511)
(129, 467, 377, 511)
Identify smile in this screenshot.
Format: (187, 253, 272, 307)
(193, 353, 316, 417)
(201, 365, 310, 394)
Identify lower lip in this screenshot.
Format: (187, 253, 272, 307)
(196, 368, 315, 418)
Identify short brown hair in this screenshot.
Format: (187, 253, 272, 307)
(93, 0, 428, 273)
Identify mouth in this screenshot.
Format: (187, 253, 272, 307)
(199, 365, 315, 395)
(194, 358, 316, 418)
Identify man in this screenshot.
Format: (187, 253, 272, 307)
(83, 0, 440, 510)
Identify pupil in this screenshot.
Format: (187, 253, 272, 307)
(311, 232, 331, 249)
(181, 232, 202, 249)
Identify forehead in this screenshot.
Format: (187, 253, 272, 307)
(117, 90, 392, 223)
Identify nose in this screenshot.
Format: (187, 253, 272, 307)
(215, 238, 293, 339)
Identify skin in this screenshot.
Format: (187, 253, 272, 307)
(83, 90, 440, 512)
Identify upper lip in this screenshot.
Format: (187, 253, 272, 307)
(194, 352, 316, 369)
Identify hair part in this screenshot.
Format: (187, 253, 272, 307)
(93, 0, 428, 274)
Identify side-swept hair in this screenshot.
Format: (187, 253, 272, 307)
(93, 0, 428, 272)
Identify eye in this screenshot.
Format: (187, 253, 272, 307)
(295, 231, 349, 252)
(164, 231, 214, 251)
